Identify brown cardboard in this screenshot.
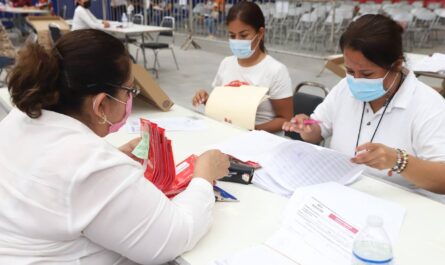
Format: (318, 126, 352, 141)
(26, 16, 70, 49)
(133, 63, 174, 111)
(325, 55, 346, 78)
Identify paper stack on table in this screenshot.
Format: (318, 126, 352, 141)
(411, 53, 445, 73)
(213, 130, 364, 197)
(205, 85, 269, 130)
(212, 182, 406, 265)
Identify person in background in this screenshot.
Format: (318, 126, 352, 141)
(72, 0, 110, 31)
(110, 0, 127, 21)
(0, 29, 229, 264)
(193, 1, 293, 134)
(204, 1, 219, 39)
(283, 14, 445, 202)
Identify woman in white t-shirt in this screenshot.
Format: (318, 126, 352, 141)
(192, 1, 293, 133)
(0, 29, 229, 264)
(283, 15, 445, 202)
(72, 0, 110, 31)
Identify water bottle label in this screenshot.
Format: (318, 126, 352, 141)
(353, 251, 393, 264)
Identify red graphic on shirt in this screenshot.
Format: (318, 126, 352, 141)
(224, 80, 250, 87)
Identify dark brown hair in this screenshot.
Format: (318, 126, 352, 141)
(226, 1, 266, 53)
(7, 29, 130, 119)
(340, 14, 404, 70)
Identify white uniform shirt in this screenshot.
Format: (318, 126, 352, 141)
(212, 55, 293, 125)
(0, 108, 215, 264)
(312, 70, 445, 202)
(72, 6, 104, 31)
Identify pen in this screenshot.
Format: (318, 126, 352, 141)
(214, 186, 238, 201)
(303, 119, 321, 125)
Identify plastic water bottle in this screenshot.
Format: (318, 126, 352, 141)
(121, 13, 128, 28)
(352, 216, 393, 265)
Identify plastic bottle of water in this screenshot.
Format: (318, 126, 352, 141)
(352, 216, 393, 265)
(121, 13, 128, 28)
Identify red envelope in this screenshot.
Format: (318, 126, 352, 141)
(139, 118, 195, 198)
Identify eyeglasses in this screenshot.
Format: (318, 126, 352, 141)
(108, 83, 141, 97)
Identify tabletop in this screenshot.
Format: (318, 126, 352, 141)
(1, 88, 445, 265)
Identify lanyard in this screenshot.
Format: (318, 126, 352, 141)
(354, 98, 392, 155)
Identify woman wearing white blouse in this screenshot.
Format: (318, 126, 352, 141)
(283, 15, 445, 202)
(0, 29, 229, 264)
(72, 0, 110, 31)
(192, 2, 293, 134)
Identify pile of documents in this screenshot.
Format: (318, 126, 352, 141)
(411, 53, 445, 73)
(212, 182, 405, 265)
(213, 130, 364, 196)
(135, 118, 194, 197)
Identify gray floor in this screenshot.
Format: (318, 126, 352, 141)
(130, 33, 444, 111)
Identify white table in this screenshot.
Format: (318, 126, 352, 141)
(1, 89, 445, 265)
(66, 19, 172, 71)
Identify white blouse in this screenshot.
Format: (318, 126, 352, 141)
(72, 6, 104, 31)
(0, 108, 215, 264)
(312, 70, 445, 202)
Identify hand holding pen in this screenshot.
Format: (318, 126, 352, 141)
(282, 114, 321, 134)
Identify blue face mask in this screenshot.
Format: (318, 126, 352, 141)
(229, 35, 258, 59)
(346, 71, 391, 102)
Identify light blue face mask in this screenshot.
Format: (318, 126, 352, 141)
(346, 71, 392, 102)
(229, 35, 258, 59)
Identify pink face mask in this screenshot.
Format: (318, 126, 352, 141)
(94, 93, 133, 134)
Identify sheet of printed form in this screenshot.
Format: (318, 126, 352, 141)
(211, 182, 405, 265)
(212, 130, 365, 196)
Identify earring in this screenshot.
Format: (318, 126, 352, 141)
(98, 111, 108, 125)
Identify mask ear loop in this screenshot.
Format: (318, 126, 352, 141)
(93, 95, 111, 125)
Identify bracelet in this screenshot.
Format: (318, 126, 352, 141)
(389, 149, 409, 176)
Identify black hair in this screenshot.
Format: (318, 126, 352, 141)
(7, 29, 130, 118)
(340, 14, 405, 69)
(226, 1, 266, 53)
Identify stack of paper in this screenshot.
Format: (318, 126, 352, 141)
(137, 119, 195, 197)
(411, 53, 445, 73)
(212, 182, 406, 265)
(213, 131, 364, 197)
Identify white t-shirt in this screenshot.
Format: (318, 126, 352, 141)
(72, 6, 104, 31)
(212, 55, 293, 125)
(0, 108, 215, 264)
(312, 70, 445, 202)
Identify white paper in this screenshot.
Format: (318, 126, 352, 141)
(213, 183, 405, 265)
(411, 53, 445, 73)
(211, 130, 289, 162)
(125, 116, 208, 134)
(257, 141, 364, 196)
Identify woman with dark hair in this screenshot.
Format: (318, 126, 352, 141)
(0, 29, 229, 264)
(283, 14, 445, 202)
(193, 1, 293, 134)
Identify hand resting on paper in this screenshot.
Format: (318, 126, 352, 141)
(119, 137, 143, 163)
(351, 142, 398, 171)
(192, 89, 209, 106)
(194, 150, 230, 184)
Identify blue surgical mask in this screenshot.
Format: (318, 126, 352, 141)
(229, 35, 258, 59)
(346, 71, 391, 102)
